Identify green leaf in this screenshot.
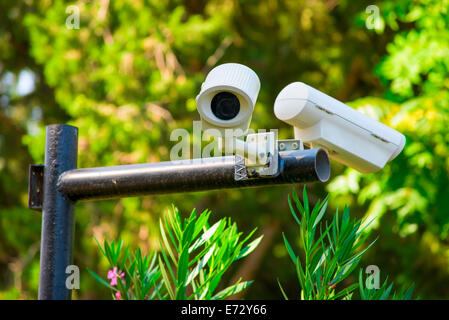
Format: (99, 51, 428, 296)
(288, 194, 301, 226)
(94, 236, 106, 257)
(332, 283, 359, 300)
(277, 279, 289, 300)
(379, 283, 394, 300)
(303, 187, 309, 217)
(282, 233, 297, 264)
(189, 220, 222, 253)
(313, 247, 330, 273)
(186, 244, 215, 285)
(212, 280, 253, 300)
(87, 268, 117, 291)
(160, 219, 177, 265)
(313, 199, 328, 229)
(158, 255, 175, 300)
(236, 235, 263, 260)
(402, 284, 415, 300)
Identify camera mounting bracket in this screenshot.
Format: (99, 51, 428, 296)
(220, 132, 279, 179)
(223, 133, 309, 179)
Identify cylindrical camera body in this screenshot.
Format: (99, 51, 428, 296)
(196, 63, 260, 137)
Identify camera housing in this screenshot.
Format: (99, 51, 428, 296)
(274, 82, 406, 173)
(196, 63, 261, 137)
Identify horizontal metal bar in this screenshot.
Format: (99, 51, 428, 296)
(57, 149, 330, 201)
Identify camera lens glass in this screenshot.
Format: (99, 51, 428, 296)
(211, 92, 240, 120)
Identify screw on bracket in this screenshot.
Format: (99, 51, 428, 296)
(28, 164, 44, 211)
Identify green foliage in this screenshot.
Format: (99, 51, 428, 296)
(1, 0, 449, 299)
(279, 188, 375, 300)
(90, 206, 262, 300)
(280, 188, 414, 300)
(329, 0, 449, 239)
(89, 239, 164, 300)
(358, 269, 415, 300)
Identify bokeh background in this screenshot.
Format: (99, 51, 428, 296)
(1, 0, 449, 299)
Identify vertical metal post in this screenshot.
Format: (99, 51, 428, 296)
(38, 124, 78, 300)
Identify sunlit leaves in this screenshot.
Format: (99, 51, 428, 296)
(358, 269, 415, 300)
(279, 188, 375, 300)
(326, 1, 449, 241)
(90, 206, 262, 299)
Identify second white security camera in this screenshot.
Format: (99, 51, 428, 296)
(196, 63, 261, 137)
(274, 82, 406, 173)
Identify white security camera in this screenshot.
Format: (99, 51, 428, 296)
(196, 63, 261, 137)
(274, 82, 405, 173)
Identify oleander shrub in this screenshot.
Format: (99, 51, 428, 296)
(89, 206, 262, 300)
(279, 188, 415, 300)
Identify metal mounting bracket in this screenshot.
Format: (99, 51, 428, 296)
(28, 164, 44, 211)
(245, 132, 279, 178)
(278, 139, 305, 153)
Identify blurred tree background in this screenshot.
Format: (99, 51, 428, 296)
(1, 0, 449, 299)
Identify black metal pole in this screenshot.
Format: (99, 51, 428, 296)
(38, 124, 78, 300)
(57, 149, 330, 201)
(34, 123, 329, 300)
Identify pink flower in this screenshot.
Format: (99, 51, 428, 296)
(107, 267, 125, 286)
(115, 291, 121, 300)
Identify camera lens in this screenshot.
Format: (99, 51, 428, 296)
(211, 92, 240, 120)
